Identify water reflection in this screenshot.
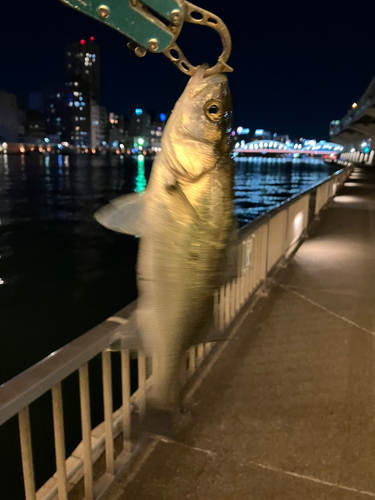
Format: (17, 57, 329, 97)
(135, 154, 147, 193)
(233, 157, 336, 224)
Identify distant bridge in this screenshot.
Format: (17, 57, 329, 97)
(234, 140, 343, 157)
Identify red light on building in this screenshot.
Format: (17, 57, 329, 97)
(90, 37, 94, 41)
(80, 39, 85, 45)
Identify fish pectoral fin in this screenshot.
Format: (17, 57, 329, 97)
(94, 192, 146, 236)
(166, 182, 203, 227)
(105, 315, 143, 351)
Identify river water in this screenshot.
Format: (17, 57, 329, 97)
(0, 153, 338, 497)
(0, 153, 338, 385)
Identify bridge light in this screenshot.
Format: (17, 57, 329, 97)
(352, 102, 357, 109)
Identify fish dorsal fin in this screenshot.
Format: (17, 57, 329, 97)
(94, 192, 146, 236)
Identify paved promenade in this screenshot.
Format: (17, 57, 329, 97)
(107, 166, 375, 500)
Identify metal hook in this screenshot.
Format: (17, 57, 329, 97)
(162, 1, 233, 76)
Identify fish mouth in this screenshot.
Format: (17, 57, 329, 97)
(188, 64, 229, 98)
(193, 64, 228, 83)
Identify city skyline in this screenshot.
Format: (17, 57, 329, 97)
(1, 1, 375, 139)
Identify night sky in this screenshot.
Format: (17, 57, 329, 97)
(2, 0, 375, 139)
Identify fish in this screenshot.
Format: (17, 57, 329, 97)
(94, 65, 234, 422)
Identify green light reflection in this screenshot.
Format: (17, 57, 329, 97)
(135, 154, 147, 194)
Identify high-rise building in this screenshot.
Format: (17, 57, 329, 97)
(66, 38, 100, 102)
(91, 102, 107, 149)
(0, 90, 18, 143)
(129, 108, 151, 147)
(24, 110, 46, 143)
(44, 82, 66, 141)
(149, 115, 165, 152)
(64, 37, 101, 146)
(108, 112, 129, 148)
(63, 80, 91, 146)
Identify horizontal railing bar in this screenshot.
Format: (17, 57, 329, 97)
(0, 302, 136, 425)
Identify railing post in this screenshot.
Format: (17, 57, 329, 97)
(213, 289, 220, 328)
(259, 220, 270, 295)
(79, 363, 94, 500)
(137, 350, 146, 420)
(197, 344, 204, 364)
(51, 383, 68, 500)
(121, 350, 131, 453)
(225, 282, 230, 327)
(102, 351, 114, 475)
(219, 285, 225, 331)
(18, 406, 36, 500)
(189, 347, 196, 377)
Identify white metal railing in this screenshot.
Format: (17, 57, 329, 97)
(0, 164, 353, 500)
(341, 150, 374, 166)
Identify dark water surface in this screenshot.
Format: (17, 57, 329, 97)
(0, 153, 337, 384)
(0, 153, 337, 497)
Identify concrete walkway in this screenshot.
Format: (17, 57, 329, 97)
(107, 166, 375, 500)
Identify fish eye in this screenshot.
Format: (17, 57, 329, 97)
(204, 100, 224, 122)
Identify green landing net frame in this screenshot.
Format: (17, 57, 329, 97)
(60, 0, 233, 76)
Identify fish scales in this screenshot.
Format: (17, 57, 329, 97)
(95, 65, 234, 415)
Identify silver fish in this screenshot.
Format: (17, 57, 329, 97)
(95, 65, 234, 418)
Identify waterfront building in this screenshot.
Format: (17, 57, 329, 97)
(129, 108, 151, 139)
(66, 38, 100, 102)
(149, 118, 164, 152)
(253, 129, 272, 140)
(64, 38, 101, 147)
(44, 82, 66, 142)
(0, 90, 18, 142)
(107, 112, 126, 148)
(129, 108, 151, 151)
(63, 80, 91, 146)
(275, 134, 290, 144)
(91, 102, 107, 148)
(24, 109, 46, 143)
